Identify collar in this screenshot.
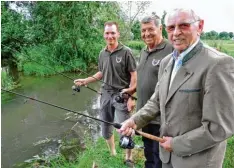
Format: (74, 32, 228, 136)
(172, 38, 200, 61)
(172, 39, 203, 65)
(144, 39, 167, 53)
(104, 42, 123, 52)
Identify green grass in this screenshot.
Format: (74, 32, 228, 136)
(18, 131, 145, 168)
(223, 136, 234, 168)
(204, 40, 234, 57)
(75, 131, 145, 168)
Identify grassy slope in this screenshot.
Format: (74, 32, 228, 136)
(75, 132, 145, 168)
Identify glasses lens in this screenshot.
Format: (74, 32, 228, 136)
(166, 25, 175, 32)
(179, 23, 191, 30)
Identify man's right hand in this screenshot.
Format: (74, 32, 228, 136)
(119, 118, 137, 136)
(74, 78, 88, 86)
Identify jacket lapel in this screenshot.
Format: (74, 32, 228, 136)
(164, 41, 203, 105)
(166, 66, 193, 105)
(160, 58, 174, 103)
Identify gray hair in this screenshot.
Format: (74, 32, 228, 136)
(165, 8, 201, 26)
(141, 15, 162, 27)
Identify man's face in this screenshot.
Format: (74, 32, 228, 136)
(166, 11, 203, 53)
(141, 20, 162, 48)
(103, 24, 120, 46)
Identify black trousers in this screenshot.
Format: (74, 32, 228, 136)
(142, 124, 162, 168)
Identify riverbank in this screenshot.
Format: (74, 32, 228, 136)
(16, 133, 234, 168)
(16, 131, 145, 168)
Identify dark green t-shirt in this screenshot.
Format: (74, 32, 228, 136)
(137, 39, 173, 124)
(98, 43, 136, 90)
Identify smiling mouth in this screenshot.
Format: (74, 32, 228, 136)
(145, 38, 153, 41)
(173, 39, 184, 45)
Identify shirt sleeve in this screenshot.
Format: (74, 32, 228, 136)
(126, 50, 137, 72)
(98, 51, 103, 72)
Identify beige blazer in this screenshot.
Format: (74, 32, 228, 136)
(133, 42, 234, 168)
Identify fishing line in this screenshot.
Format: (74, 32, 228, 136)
(51, 56, 137, 100)
(2, 89, 165, 143)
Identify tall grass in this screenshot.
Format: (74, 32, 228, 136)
(1, 70, 14, 90)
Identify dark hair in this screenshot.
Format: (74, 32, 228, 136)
(104, 21, 119, 31)
(141, 15, 161, 27)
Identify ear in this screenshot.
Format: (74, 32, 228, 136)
(198, 20, 204, 35)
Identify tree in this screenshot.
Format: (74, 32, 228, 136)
(161, 11, 168, 39)
(219, 31, 230, 40)
(228, 32, 234, 39)
(131, 20, 141, 40)
(2, 1, 127, 75)
(119, 1, 151, 41)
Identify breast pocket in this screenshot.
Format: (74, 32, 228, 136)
(179, 88, 203, 115)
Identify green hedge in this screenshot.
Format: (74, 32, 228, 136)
(125, 41, 145, 50)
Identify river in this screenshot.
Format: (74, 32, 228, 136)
(1, 73, 101, 167)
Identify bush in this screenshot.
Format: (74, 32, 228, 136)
(125, 41, 145, 50)
(1, 70, 14, 90)
(15, 44, 89, 76)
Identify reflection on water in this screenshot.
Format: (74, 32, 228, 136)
(1, 73, 101, 167)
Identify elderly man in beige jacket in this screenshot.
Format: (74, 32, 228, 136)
(120, 8, 234, 168)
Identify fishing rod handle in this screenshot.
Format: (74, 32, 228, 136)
(135, 130, 165, 143)
(113, 123, 165, 143)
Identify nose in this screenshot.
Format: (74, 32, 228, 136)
(145, 30, 150, 36)
(173, 26, 182, 36)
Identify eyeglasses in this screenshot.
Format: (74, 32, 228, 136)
(166, 20, 200, 32)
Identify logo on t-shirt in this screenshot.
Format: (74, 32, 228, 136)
(116, 57, 122, 63)
(152, 59, 160, 66)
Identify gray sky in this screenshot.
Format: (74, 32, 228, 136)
(142, 0, 234, 32)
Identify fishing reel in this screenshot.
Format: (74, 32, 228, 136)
(115, 92, 129, 103)
(72, 85, 80, 92)
(119, 136, 135, 149)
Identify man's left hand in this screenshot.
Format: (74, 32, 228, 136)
(160, 136, 173, 152)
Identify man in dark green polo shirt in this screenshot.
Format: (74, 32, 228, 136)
(74, 21, 136, 167)
(137, 16, 173, 168)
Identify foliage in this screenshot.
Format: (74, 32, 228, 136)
(1, 70, 18, 103)
(125, 41, 145, 50)
(1, 1, 127, 76)
(201, 30, 234, 40)
(161, 11, 168, 39)
(1, 2, 29, 66)
(119, 1, 151, 41)
(1, 70, 15, 90)
(219, 31, 231, 40)
(131, 20, 141, 40)
(223, 136, 234, 168)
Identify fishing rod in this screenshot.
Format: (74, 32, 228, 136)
(51, 56, 137, 100)
(1, 44, 101, 95)
(1, 89, 164, 143)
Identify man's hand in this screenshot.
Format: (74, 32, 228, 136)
(121, 88, 136, 112)
(74, 78, 88, 86)
(127, 98, 135, 112)
(160, 136, 173, 152)
(121, 88, 135, 95)
(119, 118, 137, 136)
